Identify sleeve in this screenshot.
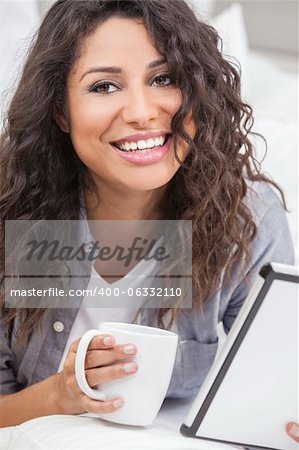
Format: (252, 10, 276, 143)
(222, 187, 295, 334)
(0, 318, 18, 394)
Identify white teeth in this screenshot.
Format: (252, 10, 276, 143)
(137, 140, 147, 150)
(146, 138, 155, 148)
(116, 135, 167, 151)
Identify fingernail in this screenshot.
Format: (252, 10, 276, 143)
(103, 336, 113, 346)
(113, 398, 124, 408)
(123, 344, 135, 355)
(288, 423, 299, 437)
(124, 362, 137, 373)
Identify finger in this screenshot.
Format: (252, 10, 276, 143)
(70, 334, 115, 353)
(88, 335, 116, 350)
(85, 344, 137, 369)
(86, 361, 138, 387)
(69, 337, 82, 353)
(286, 422, 299, 442)
(82, 396, 125, 414)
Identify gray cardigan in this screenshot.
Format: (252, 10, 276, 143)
(0, 182, 294, 398)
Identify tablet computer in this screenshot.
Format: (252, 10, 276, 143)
(180, 263, 298, 450)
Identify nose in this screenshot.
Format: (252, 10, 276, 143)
(121, 85, 159, 127)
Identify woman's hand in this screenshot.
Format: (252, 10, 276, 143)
(286, 422, 299, 442)
(55, 334, 138, 415)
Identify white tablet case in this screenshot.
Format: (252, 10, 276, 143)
(181, 263, 299, 450)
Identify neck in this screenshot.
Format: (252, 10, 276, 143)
(84, 182, 166, 221)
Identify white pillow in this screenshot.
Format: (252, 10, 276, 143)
(187, 0, 216, 22)
(209, 3, 250, 99)
(0, 1, 40, 122)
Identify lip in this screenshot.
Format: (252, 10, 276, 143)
(112, 130, 171, 146)
(111, 135, 173, 166)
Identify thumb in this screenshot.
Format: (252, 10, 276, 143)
(286, 422, 299, 442)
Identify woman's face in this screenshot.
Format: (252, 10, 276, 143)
(61, 17, 187, 193)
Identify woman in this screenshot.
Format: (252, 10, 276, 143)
(0, 0, 297, 442)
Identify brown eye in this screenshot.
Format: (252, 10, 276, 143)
(90, 82, 119, 94)
(152, 74, 173, 87)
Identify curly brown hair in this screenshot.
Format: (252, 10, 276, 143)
(0, 0, 284, 342)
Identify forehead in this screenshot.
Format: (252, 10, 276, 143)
(72, 16, 162, 74)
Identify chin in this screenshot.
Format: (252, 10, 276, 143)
(124, 171, 176, 192)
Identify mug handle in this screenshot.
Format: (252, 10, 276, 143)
(75, 329, 106, 401)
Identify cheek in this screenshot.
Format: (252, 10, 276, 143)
(175, 114, 195, 161)
(66, 95, 116, 142)
(64, 100, 105, 166)
(71, 107, 102, 138)
(167, 89, 182, 117)
(184, 113, 196, 138)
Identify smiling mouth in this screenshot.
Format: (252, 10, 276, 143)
(111, 134, 171, 153)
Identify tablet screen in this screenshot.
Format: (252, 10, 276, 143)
(181, 263, 298, 450)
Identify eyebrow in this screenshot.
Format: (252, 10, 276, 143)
(79, 58, 167, 82)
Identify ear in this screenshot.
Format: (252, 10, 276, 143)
(53, 109, 70, 133)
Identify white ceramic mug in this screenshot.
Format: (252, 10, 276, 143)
(75, 322, 178, 426)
